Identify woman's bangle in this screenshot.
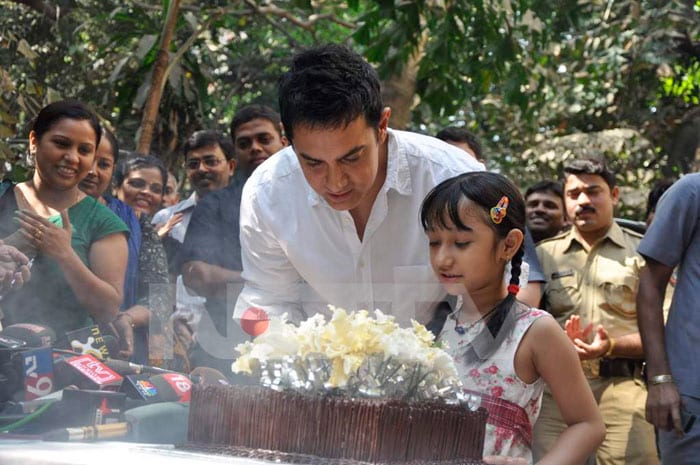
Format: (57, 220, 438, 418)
(603, 337, 616, 358)
(649, 374, 674, 385)
(114, 312, 135, 328)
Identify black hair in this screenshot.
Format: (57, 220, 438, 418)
(278, 44, 383, 142)
(563, 157, 616, 190)
(183, 130, 236, 161)
(101, 127, 120, 165)
(420, 171, 526, 361)
(114, 153, 167, 194)
(646, 178, 676, 219)
(230, 104, 283, 140)
(31, 99, 102, 148)
(525, 180, 564, 204)
(435, 126, 483, 160)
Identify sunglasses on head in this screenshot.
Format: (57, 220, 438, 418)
(126, 178, 163, 194)
(186, 157, 223, 170)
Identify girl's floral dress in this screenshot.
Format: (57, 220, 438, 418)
(440, 306, 550, 464)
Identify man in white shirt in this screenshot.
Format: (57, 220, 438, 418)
(235, 44, 483, 326)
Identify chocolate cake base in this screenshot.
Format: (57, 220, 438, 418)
(178, 444, 487, 465)
(188, 385, 487, 464)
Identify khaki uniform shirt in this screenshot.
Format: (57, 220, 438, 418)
(536, 222, 644, 339)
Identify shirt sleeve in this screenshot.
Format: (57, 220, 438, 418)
(234, 183, 306, 322)
(91, 202, 129, 241)
(639, 176, 700, 268)
(180, 194, 220, 266)
(523, 229, 545, 282)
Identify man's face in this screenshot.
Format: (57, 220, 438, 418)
(564, 173, 619, 239)
(525, 190, 566, 240)
(293, 111, 390, 212)
(234, 118, 287, 176)
(185, 144, 235, 197)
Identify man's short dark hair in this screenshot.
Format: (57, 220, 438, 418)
(525, 180, 565, 204)
(278, 44, 383, 142)
(183, 130, 236, 161)
(435, 126, 483, 160)
(562, 157, 616, 189)
(230, 104, 283, 140)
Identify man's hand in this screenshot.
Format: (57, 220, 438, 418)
(564, 314, 593, 342)
(108, 313, 135, 360)
(646, 381, 684, 435)
(0, 242, 31, 292)
(564, 315, 612, 360)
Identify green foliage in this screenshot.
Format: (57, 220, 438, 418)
(660, 62, 700, 104)
(0, 0, 698, 201)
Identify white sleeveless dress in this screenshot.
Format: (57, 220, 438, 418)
(440, 306, 551, 464)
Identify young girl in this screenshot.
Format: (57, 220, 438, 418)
(421, 172, 604, 465)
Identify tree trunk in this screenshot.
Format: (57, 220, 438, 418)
(381, 50, 421, 130)
(136, 0, 181, 155)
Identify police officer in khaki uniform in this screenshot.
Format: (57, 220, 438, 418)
(533, 158, 658, 465)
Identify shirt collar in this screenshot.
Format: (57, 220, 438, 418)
(171, 192, 197, 214)
(562, 221, 626, 253)
(306, 128, 412, 208)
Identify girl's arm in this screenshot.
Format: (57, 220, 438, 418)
(526, 316, 606, 465)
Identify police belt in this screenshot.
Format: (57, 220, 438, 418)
(582, 358, 644, 379)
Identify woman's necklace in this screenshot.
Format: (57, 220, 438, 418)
(452, 305, 500, 335)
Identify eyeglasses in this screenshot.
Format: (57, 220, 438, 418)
(185, 157, 224, 170)
(125, 178, 163, 194)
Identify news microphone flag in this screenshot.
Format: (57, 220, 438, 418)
(21, 347, 54, 400)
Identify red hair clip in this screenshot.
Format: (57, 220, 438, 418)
(490, 196, 509, 224)
(507, 284, 520, 295)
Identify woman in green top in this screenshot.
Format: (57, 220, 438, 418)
(0, 100, 129, 348)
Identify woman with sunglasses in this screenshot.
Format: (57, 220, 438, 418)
(0, 100, 129, 346)
(110, 154, 171, 365)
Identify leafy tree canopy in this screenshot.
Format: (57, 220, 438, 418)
(1, 0, 698, 217)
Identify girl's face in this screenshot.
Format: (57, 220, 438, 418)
(30, 118, 97, 191)
(116, 166, 163, 216)
(79, 136, 115, 198)
(427, 199, 507, 298)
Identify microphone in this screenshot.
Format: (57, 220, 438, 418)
(1, 323, 55, 348)
(53, 354, 123, 391)
(42, 422, 130, 441)
(19, 346, 54, 400)
(65, 325, 114, 360)
(103, 359, 174, 376)
(120, 372, 191, 403)
(189, 366, 230, 387)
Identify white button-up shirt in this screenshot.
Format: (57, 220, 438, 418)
(234, 129, 484, 326)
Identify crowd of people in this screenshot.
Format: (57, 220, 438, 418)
(0, 43, 696, 464)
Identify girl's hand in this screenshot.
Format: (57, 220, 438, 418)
(157, 212, 184, 238)
(16, 210, 73, 260)
(483, 455, 527, 465)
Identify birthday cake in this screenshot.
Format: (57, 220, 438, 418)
(187, 308, 487, 464)
(187, 384, 487, 464)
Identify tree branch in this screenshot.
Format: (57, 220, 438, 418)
(243, 0, 355, 31)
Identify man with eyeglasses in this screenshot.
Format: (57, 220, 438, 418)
(152, 130, 237, 357)
(177, 105, 287, 378)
